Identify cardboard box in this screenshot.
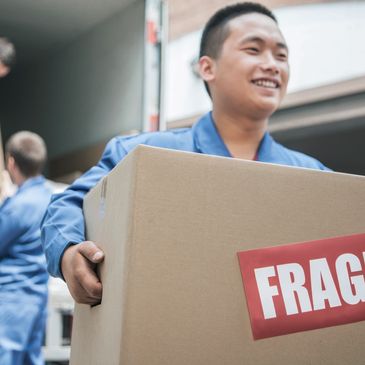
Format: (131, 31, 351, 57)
(71, 145, 365, 365)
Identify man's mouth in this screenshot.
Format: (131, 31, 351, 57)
(251, 78, 280, 89)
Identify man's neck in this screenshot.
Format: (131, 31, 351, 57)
(14, 174, 30, 187)
(212, 109, 268, 160)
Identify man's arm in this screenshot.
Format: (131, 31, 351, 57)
(41, 137, 127, 304)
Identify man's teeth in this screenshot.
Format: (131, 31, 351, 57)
(253, 80, 278, 88)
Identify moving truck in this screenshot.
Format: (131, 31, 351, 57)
(0, 1, 166, 363)
(0, 0, 166, 181)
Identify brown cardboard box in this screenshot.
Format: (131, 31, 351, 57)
(71, 145, 365, 365)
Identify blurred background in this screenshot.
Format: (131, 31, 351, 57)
(1, 0, 364, 363)
(1, 0, 365, 181)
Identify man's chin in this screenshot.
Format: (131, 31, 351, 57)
(254, 99, 279, 117)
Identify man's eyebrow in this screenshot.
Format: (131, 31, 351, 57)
(277, 42, 288, 51)
(239, 36, 288, 51)
(239, 36, 264, 45)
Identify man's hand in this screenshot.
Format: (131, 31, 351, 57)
(61, 241, 105, 305)
(0, 170, 16, 203)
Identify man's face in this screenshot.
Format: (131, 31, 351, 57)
(207, 13, 289, 118)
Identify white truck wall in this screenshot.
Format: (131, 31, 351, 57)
(0, 0, 145, 159)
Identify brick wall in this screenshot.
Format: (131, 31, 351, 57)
(167, 0, 340, 39)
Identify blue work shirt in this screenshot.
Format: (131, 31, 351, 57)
(41, 112, 330, 278)
(0, 175, 52, 300)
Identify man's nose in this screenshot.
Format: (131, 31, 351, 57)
(260, 52, 280, 74)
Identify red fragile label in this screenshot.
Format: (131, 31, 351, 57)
(237, 233, 365, 340)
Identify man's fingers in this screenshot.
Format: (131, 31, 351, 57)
(61, 241, 104, 305)
(75, 263, 103, 300)
(78, 241, 105, 263)
(69, 276, 100, 305)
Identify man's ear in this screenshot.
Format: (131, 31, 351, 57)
(6, 155, 15, 171)
(198, 55, 216, 83)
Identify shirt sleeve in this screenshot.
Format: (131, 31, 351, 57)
(41, 137, 127, 278)
(312, 158, 332, 172)
(0, 207, 26, 257)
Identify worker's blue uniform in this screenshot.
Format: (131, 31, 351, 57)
(0, 175, 52, 365)
(41, 112, 330, 279)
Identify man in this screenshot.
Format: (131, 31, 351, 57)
(41, 2, 329, 306)
(0, 131, 52, 365)
(0, 37, 15, 78)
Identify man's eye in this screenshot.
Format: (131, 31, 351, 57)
(277, 53, 288, 60)
(246, 47, 259, 53)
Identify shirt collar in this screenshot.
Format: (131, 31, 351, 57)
(17, 175, 45, 193)
(256, 132, 275, 163)
(193, 111, 273, 161)
(192, 112, 232, 157)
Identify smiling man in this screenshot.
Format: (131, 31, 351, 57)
(42, 2, 330, 305)
(199, 5, 290, 160)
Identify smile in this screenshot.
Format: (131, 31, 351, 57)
(251, 79, 280, 89)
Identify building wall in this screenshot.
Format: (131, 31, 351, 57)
(164, 0, 365, 176)
(165, 1, 365, 123)
(167, 0, 338, 39)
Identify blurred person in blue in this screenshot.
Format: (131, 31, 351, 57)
(0, 131, 52, 365)
(41, 2, 330, 306)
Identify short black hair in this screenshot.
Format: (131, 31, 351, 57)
(199, 2, 277, 96)
(0, 37, 16, 68)
(6, 131, 47, 177)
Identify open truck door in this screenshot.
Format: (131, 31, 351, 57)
(0, 0, 167, 363)
(143, 0, 167, 132)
